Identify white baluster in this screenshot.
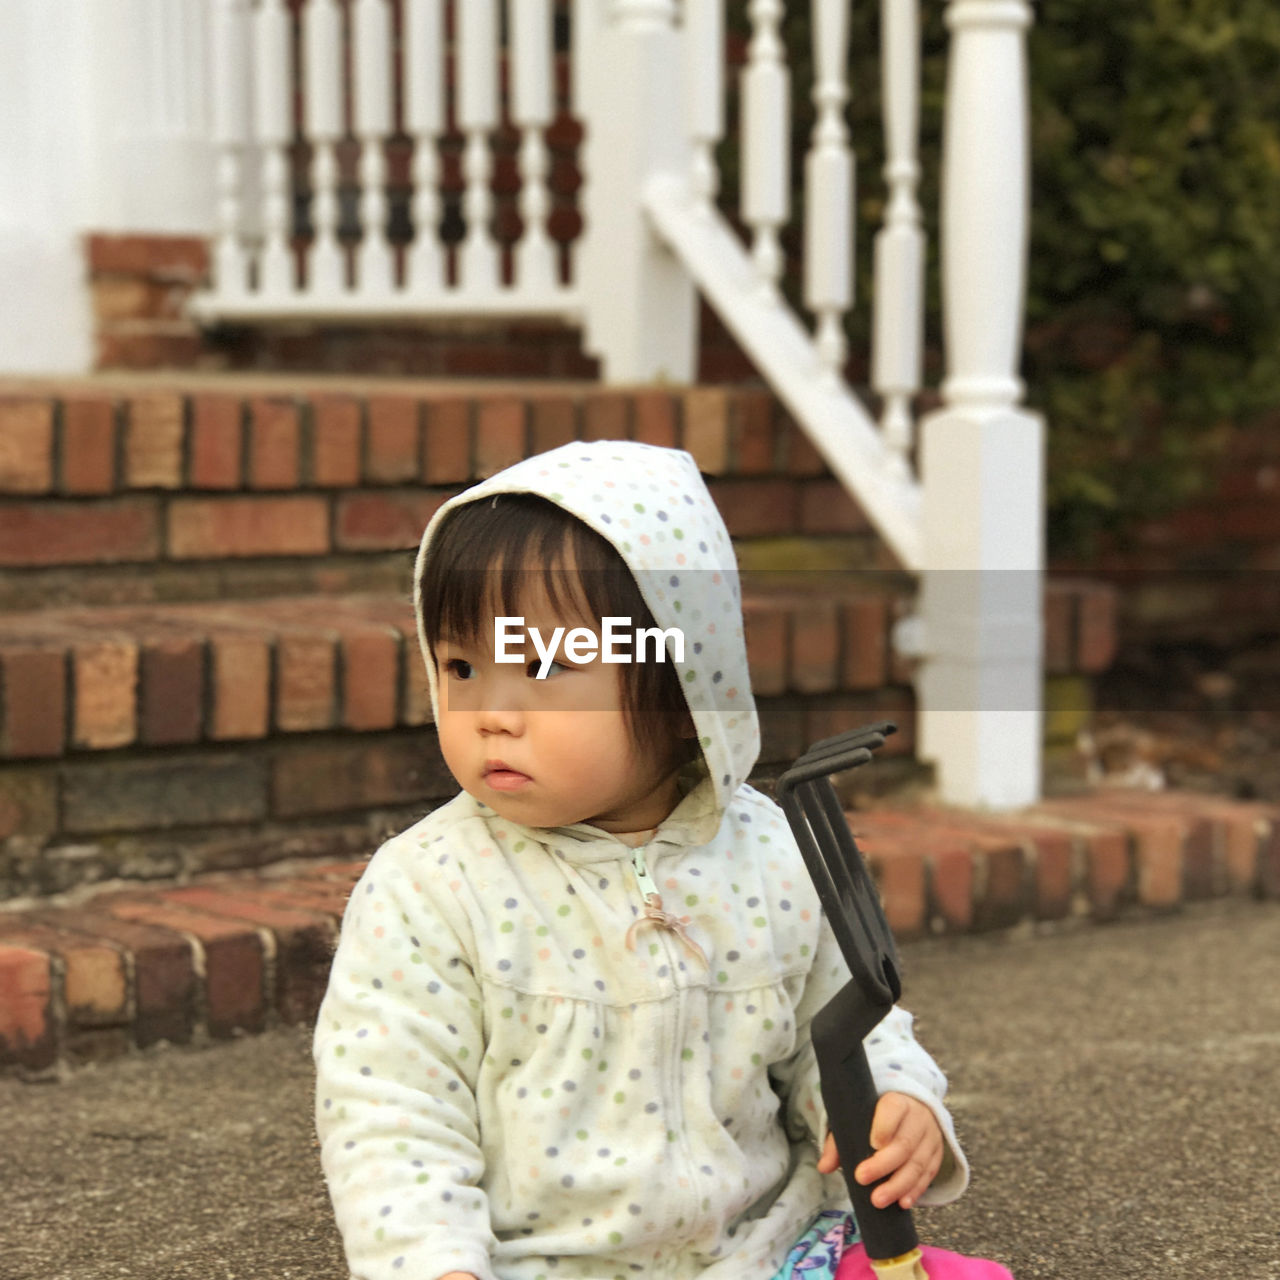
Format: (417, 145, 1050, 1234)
(252, 0, 294, 295)
(686, 0, 725, 215)
(303, 0, 345, 295)
(457, 0, 500, 294)
(353, 0, 395, 295)
(742, 0, 790, 300)
(404, 0, 445, 293)
(804, 0, 854, 379)
(939, 0, 1031, 409)
(511, 0, 557, 295)
(211, 0, 251, 297)
(872, 0, 926, 481)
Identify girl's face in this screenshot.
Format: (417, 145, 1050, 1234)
(432, 581, 682, 835)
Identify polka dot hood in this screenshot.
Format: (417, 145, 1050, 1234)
(412, 438, 761, 835)
(315, 441, 968, 1280)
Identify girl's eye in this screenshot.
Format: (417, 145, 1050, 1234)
(526, 659, 568, 680)
(445, 658, 475, 680)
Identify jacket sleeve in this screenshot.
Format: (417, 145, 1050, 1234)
(768, 912, 970, 1207)
(314, 836, 499, 1280)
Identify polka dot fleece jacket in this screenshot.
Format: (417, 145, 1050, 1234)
(313, 441, 968, 1280)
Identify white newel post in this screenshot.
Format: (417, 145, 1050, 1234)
(916, 0, 1045, 809)
(577, 0, 696, 382)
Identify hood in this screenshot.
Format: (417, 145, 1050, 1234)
(412, 440, 760, 838)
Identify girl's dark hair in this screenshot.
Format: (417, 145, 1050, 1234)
(416, 493, 698, 769)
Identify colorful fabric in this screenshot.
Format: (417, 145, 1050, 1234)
(773, 1211, 859, 1278)
(833, 1242, 1016, 1279)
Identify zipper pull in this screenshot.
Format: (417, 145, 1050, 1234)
(632, 846, 661, 903)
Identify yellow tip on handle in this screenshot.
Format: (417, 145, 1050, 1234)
(870, 1247, 930, 1280)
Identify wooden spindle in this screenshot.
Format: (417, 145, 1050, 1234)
(404, 0, 445, 293)
(742, 0, 790, 299)
(686, 0, 725, 214)
(211, 0, 251, 298)
(303, 0, 344, 295)
(804, 0, 855, 378)
(252, 0, 294, 295)
(511, 0, 556, 295)
(872, 0, 926, 479)
(457, 0, 500, 294)
(353, 0, 395, 295)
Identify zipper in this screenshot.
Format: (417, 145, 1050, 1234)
(631, 845, 662, 903)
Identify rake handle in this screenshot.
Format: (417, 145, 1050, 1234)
(812, 983, 920, 1262)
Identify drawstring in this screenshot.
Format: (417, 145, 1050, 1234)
(625, 893, 709, 967)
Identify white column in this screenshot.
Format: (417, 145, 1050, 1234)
(511, 0, 558, 296)
(303, 0, 346, 295)
(686, 0, 725, 214)
(0, 0, 95, 372)
(916, 0, 1044, 809)
(456, 0, 501, 294)
(211, 0, 252, 299)
(741, 0, 790, 299)
(577, 0, 696, 382)
(353, 0, 396, 294)
(252, 0, 295, 295)
(404, 0, 446, 292)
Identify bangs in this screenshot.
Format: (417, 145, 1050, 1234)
(418, 494, 640, 654)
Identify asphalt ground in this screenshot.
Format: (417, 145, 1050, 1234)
(2, 899, 1278, 1280)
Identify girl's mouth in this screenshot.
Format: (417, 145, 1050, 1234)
(483, 763, 532, 791)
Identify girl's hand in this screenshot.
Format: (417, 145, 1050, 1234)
(816, 1091, 943, 1211)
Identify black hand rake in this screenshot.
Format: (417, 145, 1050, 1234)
(778, 722, 927, 1279)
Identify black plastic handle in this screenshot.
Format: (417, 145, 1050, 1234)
(812, 982, 919, 1261)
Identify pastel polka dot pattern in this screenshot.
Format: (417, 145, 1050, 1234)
(314, 440, 968, 1280)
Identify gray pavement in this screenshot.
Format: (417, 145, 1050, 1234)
(2, 899, 1278, 1280)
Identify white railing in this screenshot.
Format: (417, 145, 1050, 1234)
(190, 0, 1044, 808)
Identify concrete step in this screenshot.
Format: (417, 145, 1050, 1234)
(2, 787, 1275, 1078)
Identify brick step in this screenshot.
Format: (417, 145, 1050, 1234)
(0, 376, 882, 610)
(0, 582, 1113, 763)
(2, 787, 1275, 1077)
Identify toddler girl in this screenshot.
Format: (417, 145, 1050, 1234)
(314, 441, 973, 1280)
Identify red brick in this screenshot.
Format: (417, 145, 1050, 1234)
(404, 653, 434, 725)
(367, 396, 422, 484)
(583, 392, 629, 441)
(61, 935, 128, 1027)
(523, 395, 575, 454)
(842, 597, 889, 690)
(161, 887, 335, 1024)
(336, 491, 450, 552)
(61, 397, 118, 495)
(271, 736, 454, 819)
(139, 637, 205, 746)
(743, 604, 788, 696)
(124, 394, 185, 488)
(86, 233, 209, 282)
(800, 479, 870, 535)
(475, 398, 527, 477)
(0, 945, 57, 1070)
(683, 388, 730, 474)
(1043, 583, 1074, 676)
(189, 394, 244, 489)
(1077, 584, 1118, 673)
(1029, 828, 1074, 920)
(928, 847, 973, 931)
(95, 328, 204, 372)
(973, 841, 1027, 930)
(28, 909, 196, 1047)
(72, 638, 139, 750)
(1083, 827, 1130, 919)
(711, 479, 799, 537)
(209, 632, 271, 740)
(632, 392, 678, 449)
(341, 628, 400, 731)
(276, 634, 337, 731)
(868, 846, 927, 939)
(168, 496, 330, 559)
(423, 398, 473, 483)
(104, 898, 265, 1037)
(0, 497, 160, 567)
(731, 390, 777, 474)
(248, 398, 301, 489)
(0, 647, 66, 758)
(782, 420, 826, 477)
(1128, 818, 1183, 909)
(0, 398, 55, 492)
(790, 604, 838, 693)
(311, 397, 363, 487)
